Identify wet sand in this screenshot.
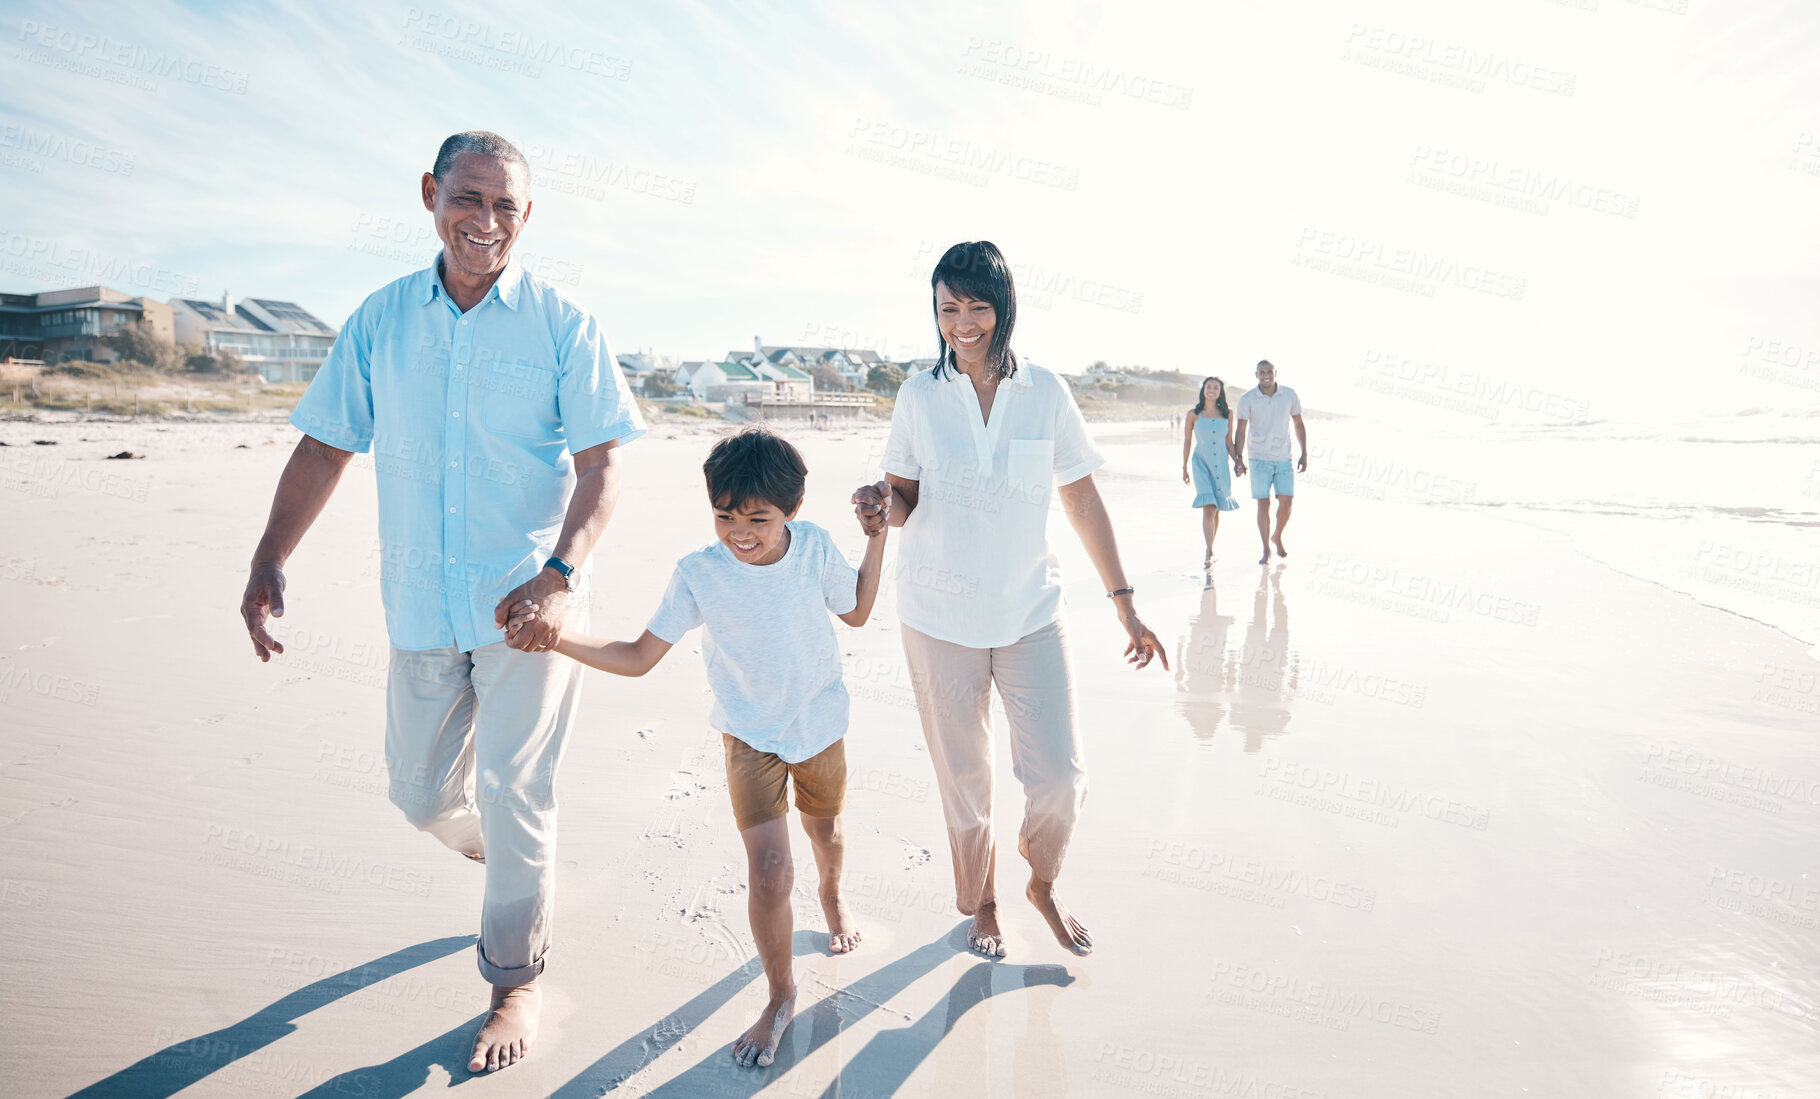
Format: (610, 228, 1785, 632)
(1, 416, 1815, 1097)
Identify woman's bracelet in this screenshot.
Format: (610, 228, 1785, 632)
(1107, 586, 1135, 599)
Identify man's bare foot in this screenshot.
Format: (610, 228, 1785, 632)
(822, 888, 861, 954)
(1027, 877, 1093, 956)
(469, 982, 539, 1073)
(966, 899, 1008, 957)
(1258, 546, 1270, 565)
(732, 987, 796, 1068)
(1273, 537, 1287, 559)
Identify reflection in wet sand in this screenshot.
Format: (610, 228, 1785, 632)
(1175, 567, 1298, 751)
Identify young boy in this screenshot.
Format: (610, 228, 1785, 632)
(505, 425, 888, 1069)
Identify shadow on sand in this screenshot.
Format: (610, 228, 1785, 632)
(68, 935, 476, 1099)
(75, 927, 1075, 1098)
(553, 922, 1074, 1098)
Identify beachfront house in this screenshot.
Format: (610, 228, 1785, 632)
(169, 294, 337, 383)
(743, 337, 874, 391)
(0, 285, 175, 365)
(686, 359, 771, 402)
(615, 350, 678, 394)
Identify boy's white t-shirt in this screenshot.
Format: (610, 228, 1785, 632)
(646, 520, 858, 763)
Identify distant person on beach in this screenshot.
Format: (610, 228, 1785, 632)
(1182, 376, 1240, 568)
(851, 240, 1168, 959)
(507, 426, 886, 1068)
(237, 130, 645, 1075)
(1232, 360, 1305, 565)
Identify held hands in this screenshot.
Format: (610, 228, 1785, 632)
(240, 564, 287, 661)
(1233, 458, 1247, 477)
(851, 481, 891, 537)
(1114, 597, 1169, 671)
(494, 569, 567, 652)
(504, 599, 554, 650)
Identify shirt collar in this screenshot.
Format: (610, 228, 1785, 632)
(418, 253, 526, 311)
(941, 359, 1032, 386)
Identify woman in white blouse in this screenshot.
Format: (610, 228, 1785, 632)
(851, 240, 1168, 958)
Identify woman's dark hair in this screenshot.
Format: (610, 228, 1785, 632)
(1191, 376, 1230, 419)
(930, 241, 1018, 381)
(702, 425, 807, 514)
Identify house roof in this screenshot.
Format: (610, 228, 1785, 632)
(179, 300, 267, 331)
(761, 346, 851, 364)
(716, 360, 759, 380)
(770, 362, 811, 381)
(248, 299, 334, 335)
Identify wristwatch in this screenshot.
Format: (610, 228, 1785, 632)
(543, 556, 577, 591)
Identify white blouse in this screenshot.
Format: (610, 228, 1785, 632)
(881, 361, 1105, 648)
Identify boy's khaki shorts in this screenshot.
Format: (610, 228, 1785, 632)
(723, 734, 846, 832)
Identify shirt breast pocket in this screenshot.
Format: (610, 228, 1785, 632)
(1007, 438, 1055, 503)
(479, 358, 560, 441)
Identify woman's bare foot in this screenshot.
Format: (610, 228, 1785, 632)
(822, 888, 861, 953)
(1203, 549, 1213, 570)
(967, 899, 1008, 957)
(469, 982, 539, 1073)
(1027, 877, 1093, 955)
(732, 987, 797, 1068)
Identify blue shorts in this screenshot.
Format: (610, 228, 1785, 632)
(1249, 458, 1294, 499)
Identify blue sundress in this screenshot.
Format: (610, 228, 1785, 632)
(1190, 415, 1240, 510)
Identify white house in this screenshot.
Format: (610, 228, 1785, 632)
(615, 350, 676, 392)
(685, 360, 771, 402)
(169, 293, 338, 383)
(746, 336, 873, 390)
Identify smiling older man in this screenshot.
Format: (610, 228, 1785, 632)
(238, 130, 644, 1074)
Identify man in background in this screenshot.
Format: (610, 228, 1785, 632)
(1233, 359, 1306, 565)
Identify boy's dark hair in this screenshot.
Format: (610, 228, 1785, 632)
(702, 426, 808, 513)
(930, 240, 1018, 381)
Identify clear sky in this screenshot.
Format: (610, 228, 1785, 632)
(3, 0, 1817, 420)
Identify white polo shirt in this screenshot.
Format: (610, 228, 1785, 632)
(1236, 384, 1302, 461)
(881, 361, 1104, 648)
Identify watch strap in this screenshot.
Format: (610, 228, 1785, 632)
(544, 556, 576, 590)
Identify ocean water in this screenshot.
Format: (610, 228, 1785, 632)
(1357, 412, 1820, 660)
(1100, 410, 1820, 660)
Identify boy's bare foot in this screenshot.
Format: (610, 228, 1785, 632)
(732, 987, 796, 1068)
(1273, 536, 1287, 559)
(822, 888, 861, 953)
(967, 899, 1008, 957)
(469, 982, 539, 1073)
(1027, 877, 1093, 955)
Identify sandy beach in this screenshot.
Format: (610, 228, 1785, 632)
(2, 413, 1816, 1098)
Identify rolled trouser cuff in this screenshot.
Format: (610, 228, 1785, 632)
(476, 941, 544, 987)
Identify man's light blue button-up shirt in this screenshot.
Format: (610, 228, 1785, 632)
(291, 256, 645, 652)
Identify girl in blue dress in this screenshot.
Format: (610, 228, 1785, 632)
(1181, 376, 1240, 568)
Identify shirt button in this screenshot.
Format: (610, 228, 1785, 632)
(447, 556, 456, 564)
(460, 318, 469, 325)
(448, 507, 456, 514)
(452, 411, 460, 418)
(455, 362, 464, 370)
(449, 460, 458, 468)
